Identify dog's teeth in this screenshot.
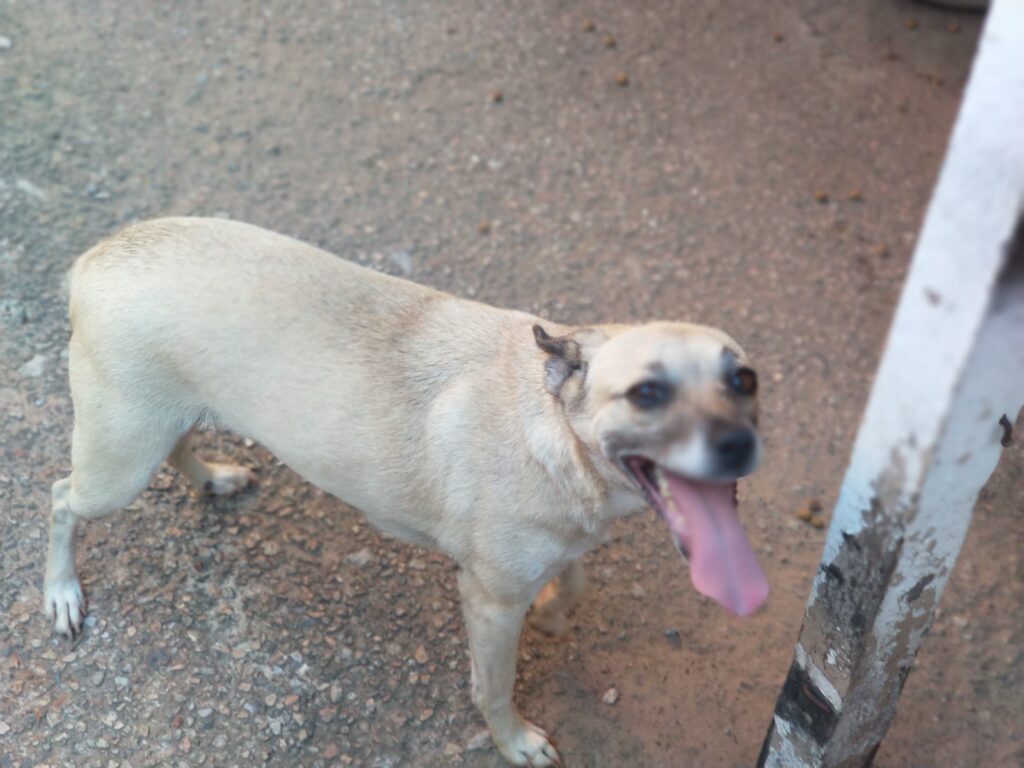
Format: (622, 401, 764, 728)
(655, 466, 670, 498)
(654, 466, 678, 515)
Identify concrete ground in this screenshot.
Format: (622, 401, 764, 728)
(1, 1, 1020, 766)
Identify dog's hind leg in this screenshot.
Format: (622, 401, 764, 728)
(168, 428, 255, 496)
(529, 559, 586, 637)
(44, 476, 85, 639)
(44, 348, 191, 638)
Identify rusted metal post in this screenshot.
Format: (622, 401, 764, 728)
(757, 1, 1024, 765)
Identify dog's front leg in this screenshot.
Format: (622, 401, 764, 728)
(457, 568, 561, 767)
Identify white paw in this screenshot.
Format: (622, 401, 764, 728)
(495, 720, 562, 767)
(203, 464, 255, 496)
(44, 579, 85, 639)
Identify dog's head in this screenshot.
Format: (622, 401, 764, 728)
(534, 321, 768, 616)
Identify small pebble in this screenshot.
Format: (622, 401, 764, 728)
(478, 220, 492, 235)
(388, 250, 413, 276)
(615, 72, 629, 87)
(491, 90, 503, 104)
(466, 729, 491, 751)
(444, 742, 462, 757)
(347, 548, 373, 567)
(582, 20, 596, 32)
(0, 36, 11, 50)
(604, 35, 617, 48)
(602, 687, 620, 705)
(798, 498, 824, 525)
(814, 190, 829, 204)
(16, 178, 48, 202)
(18, 353, 47, 378)
(91, 670, 106, 686)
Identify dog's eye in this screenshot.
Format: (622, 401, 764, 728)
(727, 366, 758, 396)
(625, 380, 674, 409)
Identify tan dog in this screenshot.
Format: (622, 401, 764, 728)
(43, 218, 768, 767)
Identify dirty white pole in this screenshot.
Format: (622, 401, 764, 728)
(757, 2, 1024, 766)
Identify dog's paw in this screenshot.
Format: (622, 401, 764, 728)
(529, 609, 569, 637)
(202, 464, 256, 496)
(43, 579, 85, 639)
(495, 721, 562, 767)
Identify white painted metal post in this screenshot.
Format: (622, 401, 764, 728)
(757, 2, 1024, 765)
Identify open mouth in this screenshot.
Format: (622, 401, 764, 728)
(624, 456, 769, 617)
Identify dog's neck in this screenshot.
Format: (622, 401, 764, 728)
(512, 341, 641, 535)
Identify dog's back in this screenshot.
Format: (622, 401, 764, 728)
(63, 217, 543, 537)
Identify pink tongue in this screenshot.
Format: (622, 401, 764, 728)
(662, 474, 769, 616)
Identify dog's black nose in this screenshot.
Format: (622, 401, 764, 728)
(714, 427, 756, 473)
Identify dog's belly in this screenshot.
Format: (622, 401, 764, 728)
(362, 516, 441, 549)
(208, 396, 449, 549)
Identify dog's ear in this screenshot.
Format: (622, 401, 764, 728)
(533, 324, 583, 396)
